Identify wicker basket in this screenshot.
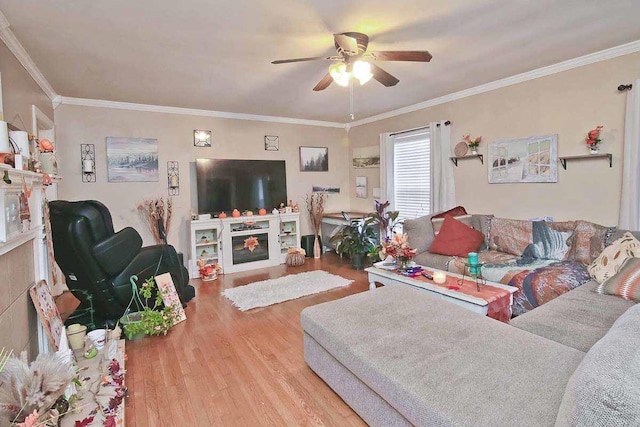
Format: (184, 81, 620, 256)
(286, 253, 305, 267)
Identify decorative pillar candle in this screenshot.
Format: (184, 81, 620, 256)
(433, 271, 447, 284)
(83, 159, 94, 174)
(468, 252, 479, 277)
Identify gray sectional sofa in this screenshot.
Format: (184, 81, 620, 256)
(301, 283, 639, 426)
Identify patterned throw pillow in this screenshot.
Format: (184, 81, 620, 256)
(588, 232, 640, 283)
(522, 221, 573, 260)
(595, 257, 640, 301)
(568, 220, 615, 265)
(431, 214, 472, 236)
(488, 218, 533, 257)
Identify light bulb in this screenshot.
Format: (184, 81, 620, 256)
(329, 63, 350, 87)
(353, 61, 373, 85)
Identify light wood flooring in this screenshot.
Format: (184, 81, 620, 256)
(125, 252, 368, 426)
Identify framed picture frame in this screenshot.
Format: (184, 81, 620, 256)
(488, 134, 558, 183)
(300, 146, 328, 172)
(264, 135, 279, 151)
(356, 176, 367, 198)
(107, 137, 159, 182)
(352, 146, 380, 168)
(194, 130, 212, 147)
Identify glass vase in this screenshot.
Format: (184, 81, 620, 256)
(589, 146, 600, 154)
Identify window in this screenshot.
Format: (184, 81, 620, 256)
(386, 129, 431, 221)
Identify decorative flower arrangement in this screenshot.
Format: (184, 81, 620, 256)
(197, 259, 222, 281)
(463, 134, 482, 151)
(137, 197, 172, 245)
(381, 233, 417, 267)
(0, 351, 75, 425)
(585, 125, 603, 153)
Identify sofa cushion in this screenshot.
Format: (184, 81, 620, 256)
(488, 218, 533, 256)
(555, 303, 640, 427)
(510, 281, 635, 352)
(428, 215, 485, 257)
(587, 232, 640, 283)
(430, 205, 467, 220)
(302, 286, 585, 427)
(403, 215, 435, 255)
(596, 257, 640, 302)
(431, 214, 472, 236)
(413, 251, 453, 272)
(567, 220, 615, 265)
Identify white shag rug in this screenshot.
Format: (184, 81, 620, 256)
(222, 270, 353, 311)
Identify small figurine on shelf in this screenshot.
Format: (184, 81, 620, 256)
(218, 211, 227, 218)
(232, 209, 241, 217)
(585, 125, 604, 154)
(462, 134, 482, 155)
(279, 202, 286, 214)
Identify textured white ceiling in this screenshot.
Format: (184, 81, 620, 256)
(1, 0, 639, 122)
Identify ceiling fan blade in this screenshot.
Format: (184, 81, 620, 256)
(272, 56, 339, 64)
(368, 51, 433, 62)
(370, 64, 400, 87)
(334, 34, 359, 55)
(313, 73, 334, 91)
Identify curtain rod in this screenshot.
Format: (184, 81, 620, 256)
(618, 84, 633, 91)
(390, 120, 451, 137)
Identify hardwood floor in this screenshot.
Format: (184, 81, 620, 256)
(125, 253, 368, 426)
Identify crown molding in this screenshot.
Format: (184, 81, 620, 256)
(57, 96, 346, 128)
(349, 39, 640, 128)
(0, 10, 58, 100)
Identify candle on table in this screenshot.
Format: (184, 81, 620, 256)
(433, 271, 447, 284)
(468, 252, 479, 277)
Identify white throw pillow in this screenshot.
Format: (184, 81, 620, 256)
(587, 232, 640, 284)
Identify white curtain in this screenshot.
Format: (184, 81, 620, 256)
(430, 121, 456, 213)
(619, 79, 640, 230)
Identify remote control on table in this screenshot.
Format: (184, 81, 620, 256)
(422, 272, 433, 280)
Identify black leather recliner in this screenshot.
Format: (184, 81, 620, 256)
(49, 200, 195, 322)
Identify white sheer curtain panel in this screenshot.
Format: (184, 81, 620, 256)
(619, 79, 640, 230)
(430, 120, 456, 213)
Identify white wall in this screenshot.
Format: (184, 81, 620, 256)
(54, 105, 350, 254)
(347, 52, 640, 226)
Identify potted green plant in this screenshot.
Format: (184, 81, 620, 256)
(330, 213, 378, 270)
(120, 277, 177, 340)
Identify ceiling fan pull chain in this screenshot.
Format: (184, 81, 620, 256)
(349, 82, 355, 121)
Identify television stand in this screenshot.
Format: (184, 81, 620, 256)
(188, 212, 300, 277)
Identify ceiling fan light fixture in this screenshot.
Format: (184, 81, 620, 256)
(353, 60, 373, 85)
(329, 62, 350, 87)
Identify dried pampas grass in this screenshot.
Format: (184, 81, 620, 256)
(0, 351, 74, 424)
(137, 197, 173, 244)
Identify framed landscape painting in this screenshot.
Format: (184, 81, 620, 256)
(107, 137, 159, 182)
(488, 134, 558, 184)
(300, 146, 328, 172)
(352, 145, 380, 168)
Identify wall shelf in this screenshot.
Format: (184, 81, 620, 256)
(450, 154, 483, 167)
(559, 153, 612, 170)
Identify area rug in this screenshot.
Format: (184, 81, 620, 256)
(222, 270, 354, 311)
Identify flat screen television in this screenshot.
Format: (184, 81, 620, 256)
(196, 159, 287, 215)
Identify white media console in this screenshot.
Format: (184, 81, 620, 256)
(188, 212, 301, 277)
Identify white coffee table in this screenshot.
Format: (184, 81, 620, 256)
(365, 266, 518, 316)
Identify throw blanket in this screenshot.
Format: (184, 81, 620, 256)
(450, 254, 591, 317)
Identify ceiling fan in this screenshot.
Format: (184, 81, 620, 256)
(272, 32, 432, 91)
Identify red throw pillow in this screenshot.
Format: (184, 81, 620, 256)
(431, 205, 468, 220)
(428, 214, 484, 257)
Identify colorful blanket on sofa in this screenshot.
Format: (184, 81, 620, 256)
(450, 254, 591, 316)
